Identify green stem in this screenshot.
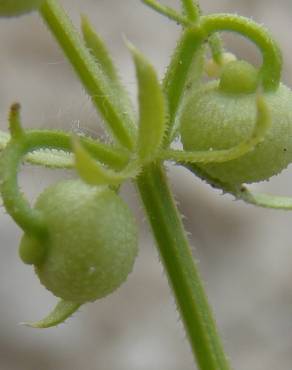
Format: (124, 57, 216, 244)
(209, 33, 224, 64)
(0, 137, 48, 238)
(136, 163, 231, 370)
(200, 14, 282, 91)
(163, 26, 205, 141)
(179, 0, 224, 63)
(180, 0, 200, 22)
(0, 129, 129, 170)
(0, 130, 128, 238)
(26, 130, 130, 170)
(40, 0, 137, 151)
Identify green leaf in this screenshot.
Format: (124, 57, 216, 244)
(72, 136, 140, 186)
(128, 43, 166, 164)
(184, 163, 292, 210)
(9, 103, 24, 138)
(141, 0, 190, 26)
(0, 131, 77, 170)
(21, 300, 81, 328)
(81, 15, 135, 123)
(40, 0, 137, 150)
(25, 149, 74, 168)
(0, 0, 45, 17)
(235, 187, 292, 210)
(6, 104, 74, 169)
(0, 127, 129, 170)
(81, 15, 121, 84)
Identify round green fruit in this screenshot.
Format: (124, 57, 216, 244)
(180, 63, 292, 184)
(0, 0, 45, 17)
(19, 180, 138, 303)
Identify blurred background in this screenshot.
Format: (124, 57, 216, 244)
(0, 1, 292, 369)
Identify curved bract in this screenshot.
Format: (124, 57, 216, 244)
(0, 0, 45, 17)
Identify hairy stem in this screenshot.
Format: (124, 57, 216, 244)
(209, 33, 224, 64)
(163, 26, 205, 142)
(200, 14, 282, 91)
(0, 137, 48, 238)
(180, 0, 200, 22)
(0, 129, 128, 238)
(136, 163, 231, 370)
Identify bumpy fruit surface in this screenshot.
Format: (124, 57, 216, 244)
(19, 180, 138, 303)
(180, 62, 292, 184)
(0, 0, 44, 17)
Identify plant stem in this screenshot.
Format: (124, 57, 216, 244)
(136, 163, 231, 370)
(200, 14, 282, 92)
(163, 26, 205, 142)
(209, 33, 224, 64)
(180, 0, 200, 22)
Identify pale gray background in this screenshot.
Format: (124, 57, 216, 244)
(0, 1, 292, 369)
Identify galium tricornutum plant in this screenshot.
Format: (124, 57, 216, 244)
(0, 0, 292, 369)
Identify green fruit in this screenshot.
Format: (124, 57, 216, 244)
(180, 61, 292, 184)
(219, 60, 259, 94)
(0, 0, 44, 17)
(19, 180, 138, 303)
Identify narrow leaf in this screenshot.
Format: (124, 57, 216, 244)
(142, 0, 190, 26)
(0, 127, 129, 170)
(81, 15, 135, 124)
(25, 149, 74, 168)
(81, 15, 120, 83)
(40, 0, 136, 150)
(128, 42, 166, 164)
(185, 162, 292, 210)
(21, 300, 81, 329)
(9, 103, 24, 138)
(72, 136, 140, 186)
(235, 186, 292, 210)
